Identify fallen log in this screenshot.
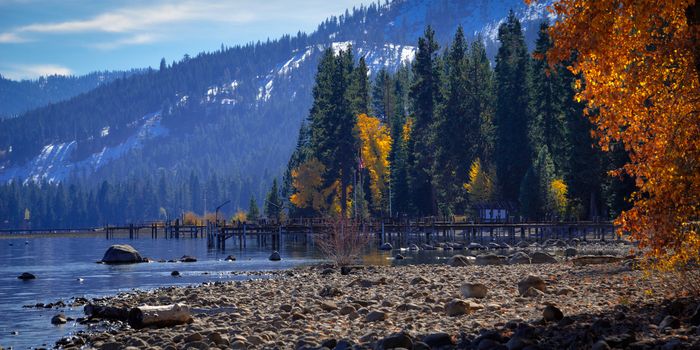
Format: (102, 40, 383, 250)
(128, 303, 192, 329)
(83, 304, 129, 321)
(571, 255, 623, 266)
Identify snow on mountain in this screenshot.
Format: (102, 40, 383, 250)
(0, 112, 167, 184)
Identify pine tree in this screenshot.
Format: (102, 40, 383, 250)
(433, 26, 471, 215)
(265, 179, 283, 221)
(467, 37, 496, 164)
(247, 195, 260, 221)
(349, 56, 370, 116)
(494, 11, 532, 204)
(519, 147, 556, 220)
(530, 22, 568, 173)
(408, 26, 440, 216)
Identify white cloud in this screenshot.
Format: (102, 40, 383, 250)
(0, 32, 29, 43)
(1, 64, 72, 80)
(92, 33, 158, 50)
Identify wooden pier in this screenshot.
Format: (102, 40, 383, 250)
(3, 217, 618, 250)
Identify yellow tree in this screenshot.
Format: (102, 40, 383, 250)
(463, 158, 495, 205)
(356, 114, 392, 214)
(535, 0, 700, 270)
(290, 158, 328, 212)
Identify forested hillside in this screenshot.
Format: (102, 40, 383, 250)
(0, 71, 136, 119)
(0, 0, 559, 228)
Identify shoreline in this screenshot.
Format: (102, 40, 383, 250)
(53, 258, 700, 349)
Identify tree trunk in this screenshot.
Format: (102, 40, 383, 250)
(128, 304, 192, 329)
(84, 304, 130, 321)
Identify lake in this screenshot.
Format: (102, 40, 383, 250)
(0, 232, 455, 348)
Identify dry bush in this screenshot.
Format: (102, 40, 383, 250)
(315, 218, 371, 267)
(182, 211, 201, 225)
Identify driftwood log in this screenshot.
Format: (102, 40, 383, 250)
(84, 304, 130, 321)
(571, 255, 623, 266)
(128, 303, 192, 328)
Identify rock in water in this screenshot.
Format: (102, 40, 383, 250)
(394, 254, 405, 260)
(179, 255, 197, 263)
(448, 255, 474, 267)
(508, 252, 531, 264)
(171, 271, 180, 277)
(101, 244, 144, 264)
(408, 244, 420, 251)
(460, 283, 488, 298)
(543, 305, 564, 321)
(445, 299, 471, 316)
(17, 272, 36, 280)
(269, 251, 281, 261)
(475, 254, 507, 266)
(530, 252, 557, 264)
(379, 242, 393, 251)
(518, 275, 547, 296)
(51, 314, 67, 325)
(224, 255, 236, 261)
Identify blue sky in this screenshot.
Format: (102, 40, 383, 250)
(0, 0, 366, 80)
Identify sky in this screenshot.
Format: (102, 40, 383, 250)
(0, 0, 366, 80)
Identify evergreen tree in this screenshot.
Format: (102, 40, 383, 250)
(349, 56, 370, 116)
(433, 26, 471, 215)
(265, 179, 283, 221)
(408, 26, 440, 216)
(530, 22, 568, 173)
(518, 147, 555, 220)
(247, 195, 260, 221)
(371, 68, 396, 122)
(467, 37, 496, 164)
(494, 11, 532, 204)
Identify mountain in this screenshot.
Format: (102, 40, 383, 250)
(0, 71, 139, 119)
(0, 0, 552, 219)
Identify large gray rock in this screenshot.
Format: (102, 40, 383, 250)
(508, 252, 531, 264)
(447, 255, 474, 267)
(460, 283, 488, 298)
(269, 251, 281, 261)
(445, 299, 471, 316)
(379, 242, 393, 251)
(101, 244, 144, 264)
(518, 275, 547, 296)
(18, 272, 36, 280)
(530, 251, 558, 264)
(475, 254, 507, 266)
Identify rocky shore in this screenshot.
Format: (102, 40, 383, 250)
(53, 257, 700, 350)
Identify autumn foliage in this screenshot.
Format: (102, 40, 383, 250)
(537, 0, 700, 270)
(356, 114, 392, 214)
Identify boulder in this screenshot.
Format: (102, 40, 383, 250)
(475, 254, 507, 266)
(564, 247, 577, 257)
(171, 271, 180, 277)
(179, 255, 197, 263)
(508, 252, 531, 264)
(572, 255, 622, 265)
(376, 332, 413, 350)
(379, 242, 393, 251)
(445, 299, 471, 316)
(460, 283, 488, 299)
(364, 310, 387, 322)
(394, 254, 405, 260)
(17, 272, 36, 280)
(468, 242, 485, 250)
(269, 251, 281, 261)
(51, 314, 67, 325)
(543, 305, 564, 322)
(101, 244, 144, 264)
(422, 333, 454, 348)
(515, 240, 530, 248)
(448, 255, 474, 267)
(517, 275, 546, 296)
(487, 242, 503, 249)
(522, 287, 546, 297)
(659, 315, 681, 329)
(530, 252, 557, 264)
(224, 255, 236, 261)
(408, 244, 420, 251)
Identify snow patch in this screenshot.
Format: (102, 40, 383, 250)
(0, 112, 168, 184)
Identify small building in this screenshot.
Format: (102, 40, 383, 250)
(472, 202, 516, 223)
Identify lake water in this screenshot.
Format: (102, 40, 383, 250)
(0, 232, 455, 349)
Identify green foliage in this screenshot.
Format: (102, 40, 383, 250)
(247, 195, 260, 221)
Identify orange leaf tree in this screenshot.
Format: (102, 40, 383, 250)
(356, 114, 392, 215)
(534, 0, 700, 269)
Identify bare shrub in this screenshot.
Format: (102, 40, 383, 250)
(315, 218, 372, 267)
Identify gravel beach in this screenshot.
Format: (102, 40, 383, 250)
(53, 255, 700, 350)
